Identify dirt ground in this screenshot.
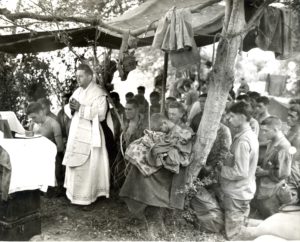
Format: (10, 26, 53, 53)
(30, 193, 225, 241)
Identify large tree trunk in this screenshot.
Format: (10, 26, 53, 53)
(188, 0, 246, 182)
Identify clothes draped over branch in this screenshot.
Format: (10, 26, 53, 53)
(244, 6, 299, 60)
(152, 7, 200, 69)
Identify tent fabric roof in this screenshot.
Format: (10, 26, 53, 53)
(0, 0, 224, 53)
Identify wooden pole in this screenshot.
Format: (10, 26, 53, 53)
(160, 51, 169, 114)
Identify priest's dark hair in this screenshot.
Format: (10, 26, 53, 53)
(77, 63, 93, 76)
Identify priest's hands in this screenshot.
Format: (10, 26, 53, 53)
(70, 98, 80, 112)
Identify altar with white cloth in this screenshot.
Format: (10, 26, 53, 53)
(0, 136, 56, 195)
(0, 135, 57, 240)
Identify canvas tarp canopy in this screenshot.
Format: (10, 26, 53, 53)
(0, 0, 298, 57)
(0, 0, 224, 54)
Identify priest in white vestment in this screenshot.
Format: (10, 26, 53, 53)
(63, 64, 112, 205)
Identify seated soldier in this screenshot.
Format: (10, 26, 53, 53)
(255, 116, 295, 218)
(237, 77, 250, 96)
(111, 99, 147, 189)
(256, 96, 271, 164)
(167, 101, 188, 129)
(123, 99, 148, 148)
(134, 86, 149, 118)
(26, 102, 64, 195)
(119, 106, 193, 239)
(149, 91, 161, 117)
(286, 104, 300, 204)
(164, 96, 176, 117)
(182, 79, 198, 114)
(110, 92, 125, 118)
(188, 93, 207, 127)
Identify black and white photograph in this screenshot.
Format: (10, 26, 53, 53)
(0, 0, 300, 241)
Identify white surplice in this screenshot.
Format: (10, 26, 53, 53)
(63, 81, 112, 205)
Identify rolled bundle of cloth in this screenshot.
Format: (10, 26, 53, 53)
(125, 126, 193, 176)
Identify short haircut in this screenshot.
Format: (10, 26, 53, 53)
(183, 79, 191, 88)
(26, 102, 43, 115)
(228, 101, 252, 121)
(125, 92, 134, 98)
(199, 93, 208, 98)
(247, 91, 261, 100)
(150, 91, 160, 99)
(110, 92, 120, 102)
(166, 96, 176, 101)
(236, 94, 250, 103)
(289, 104, 300, 121)
(126, 99, 139, 109)
(37, 98, 51, 107)
(168, 101, 185, 114)
(256, 96, 269, 106)
(77, 64, 93, 76)
(289, 98, 300, 105)
(137, 86, 145, 93)
(261, 116, 282, 130)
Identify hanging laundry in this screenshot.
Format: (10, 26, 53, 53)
(152, 7, 200, 69)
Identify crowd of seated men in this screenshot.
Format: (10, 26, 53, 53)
(2, 77, 299, 240)
(110, 82, 300, 240)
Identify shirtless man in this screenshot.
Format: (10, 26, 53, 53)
(26, 102, 64, 195)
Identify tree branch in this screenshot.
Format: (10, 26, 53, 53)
(244, 0, 276, 32)
(190, 0, 222, 13)
(224, 0, 277, 38)
(223, 0, 232, 32)
(227, 0, 245, 34)
(0, 21, 43, 29)
(0, 8, 125, 35)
